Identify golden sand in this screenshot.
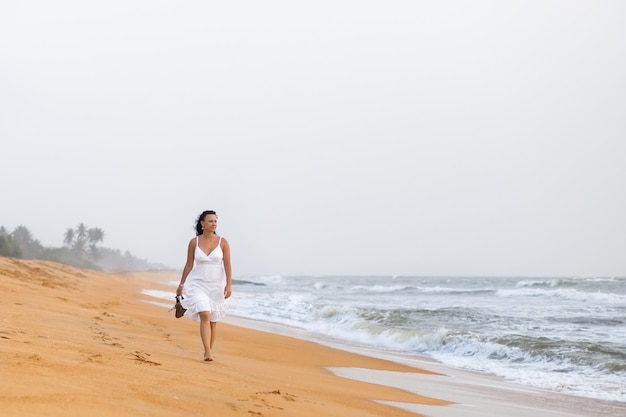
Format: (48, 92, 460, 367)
(0, 257, 450, 417)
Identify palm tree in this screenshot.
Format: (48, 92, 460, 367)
(63, 228, 75, 247)
(76, 223, 87, 241)
(73, 223, 88, 254)
(87, 227, 104, 245)
(87, 227, 105, 260)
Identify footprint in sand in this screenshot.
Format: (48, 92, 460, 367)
(132, 351, 161, 366)
(249, 390, 295, 411)
(256, 389, 296, 402)
(85, 353, 103, 364)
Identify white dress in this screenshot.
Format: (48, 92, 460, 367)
(180, 236, 227, 322)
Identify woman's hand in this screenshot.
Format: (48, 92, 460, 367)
(176, 285, 183, 297)
(224, 284, 232, 299)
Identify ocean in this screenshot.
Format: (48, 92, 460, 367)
(146, 274, 626, 403)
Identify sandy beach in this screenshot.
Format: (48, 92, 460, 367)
(1, 257, 624, 417)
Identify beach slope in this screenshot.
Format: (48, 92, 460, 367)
(0, 257, 448, 417)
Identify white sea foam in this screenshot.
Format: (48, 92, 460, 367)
(496, 287, 626, 304)
(361, 284, 411, 292)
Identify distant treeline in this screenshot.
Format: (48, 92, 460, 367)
(0, 223, 171, 272)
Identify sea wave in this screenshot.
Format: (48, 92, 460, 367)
(346, 284, 494, 294)
(495, 287, 626, 304)
(427, 333, 626, 402)
(415, 286, 494, 294)
(515, 279, 574, 288)
(349, 284, 416, 292)
(241, 274, 284, 285)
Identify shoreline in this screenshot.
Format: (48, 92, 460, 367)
(149, 281, 626, 417)
(147, 283, 626, 411)
(221, 317, 625, 417)
(2, 258, 624, 417)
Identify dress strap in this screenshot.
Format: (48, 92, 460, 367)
(196, 236, 199, 247)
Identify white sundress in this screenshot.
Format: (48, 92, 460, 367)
(180, 236, 227, 322)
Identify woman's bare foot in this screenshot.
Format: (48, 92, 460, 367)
(203, 352, 213, 362)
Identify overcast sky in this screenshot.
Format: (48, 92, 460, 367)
(1, 1, 625, 277)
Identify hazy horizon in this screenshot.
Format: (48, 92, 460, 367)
(2, 1, 625, 277)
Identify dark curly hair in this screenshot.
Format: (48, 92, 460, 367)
(195, 210, 217, 236)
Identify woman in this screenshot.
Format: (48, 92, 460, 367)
(176, 210, 232, 361)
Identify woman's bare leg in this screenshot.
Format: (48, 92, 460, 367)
(199, 312, 213, 361)
(210, 322, 217, 351)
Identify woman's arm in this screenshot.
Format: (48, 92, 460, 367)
(176, 239, 195, 296)
(222, 237, 232, 299)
